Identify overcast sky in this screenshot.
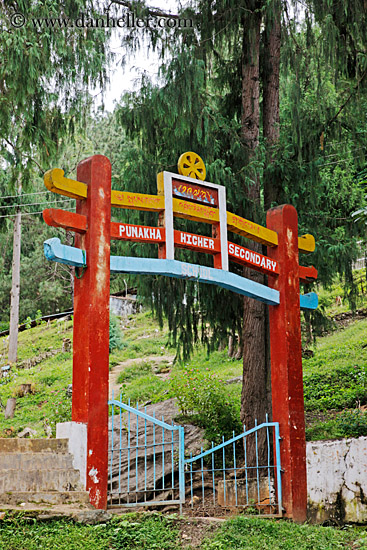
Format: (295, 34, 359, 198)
(98, 0, 183, 111)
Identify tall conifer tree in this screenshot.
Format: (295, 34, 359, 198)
(0, 0, 111, 361)
(109, 0, 367, 452)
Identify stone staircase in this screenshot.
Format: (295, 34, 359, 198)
(0, 438, 90, 506)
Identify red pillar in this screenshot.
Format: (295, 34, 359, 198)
(266, 204, 307, 522)
(72, 155, 111, 509)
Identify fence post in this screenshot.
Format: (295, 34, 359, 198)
(179, 425, 185, 514)
(72, 155, 111, 509)
(266, 204, 307, 522)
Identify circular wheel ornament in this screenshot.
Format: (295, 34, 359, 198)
(177, 152, 206, 181)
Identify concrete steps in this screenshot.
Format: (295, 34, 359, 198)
(0, 438, 90, 506)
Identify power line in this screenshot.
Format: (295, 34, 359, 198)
(0, 208, 75, 219)
(0, 190, 48, 200)
(0, 198, 74, 210)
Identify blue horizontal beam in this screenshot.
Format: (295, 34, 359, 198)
(111, 255, 280, 305)
(44, 237, 85, 267)
(43, 238, 317, 309)
(300, 292, 318, 310)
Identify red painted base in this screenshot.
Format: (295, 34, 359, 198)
(72, 155, 111, 509)
(267, 205, 307, 523)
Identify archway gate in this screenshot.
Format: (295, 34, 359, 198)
(42, 154, 318, 521)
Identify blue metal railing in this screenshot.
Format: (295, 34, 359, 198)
(108, 394, 185, 511)
(183, 416, 282, 515)
(108, 397, 282, 516)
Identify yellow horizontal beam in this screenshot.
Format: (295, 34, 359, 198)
(111, 190, 164, 211)
(44, 169, 87, 200)
(44, 169, 314, 252)
(298, 234, 315, 254)
(173, 198, 220, 223)
(227, 212, 278, 247)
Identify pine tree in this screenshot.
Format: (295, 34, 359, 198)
(0, 0, 111, 362)
(108, 0, 367, 446)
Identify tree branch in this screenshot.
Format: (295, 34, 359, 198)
(108, 0, 180, 19)
(3, 137, 43, 172)
(326, 69, 367, 130)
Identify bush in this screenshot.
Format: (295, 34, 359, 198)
(303, 365, 367, 411)
(117, 362, 152, 384)
(306, 409, 367, 441)
(170, 368, 242, 443)
(109, 314, 125, 353)
(337, 409, 367, 438)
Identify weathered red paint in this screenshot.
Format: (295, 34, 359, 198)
(111, 222, 164, 242)
(72, 155, 111, 510)
(228, 241, 279, 275)
(299, 265, 318, 283)
(267, 205, 307, 523)
(43, 208, 87, 233)
(212, 222, 222, 269)
(175, 230, 220, 255)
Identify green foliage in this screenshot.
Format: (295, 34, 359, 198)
(24, 316, 32, 330)
(199, 516, 367, 550)
(0, 513, 181, 550)
(337, 409, 367, 438)
(35, 309, 43, 325)
(0, 1, 111, 187)
(0, 219, 74, 325)
(303, 364, 367, 411)
(118, 374, 168, 406)
(117, 362, 152, 384)
(170, 368, 241, 443)
(306, 410, 367, 442)
(109, 315, 125, 353)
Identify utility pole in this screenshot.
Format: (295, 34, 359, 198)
(8, 181, 22, 364)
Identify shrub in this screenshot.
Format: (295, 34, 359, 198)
(170, 368, 242, 443)
(117, 362, 152, 384)
(109, 314, 125, 352)
(337, 409, 367, 438)
(303, 364, 367, 411)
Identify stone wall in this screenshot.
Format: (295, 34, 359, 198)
(307, 436, 367, 524)
(109, 296, 141, 317)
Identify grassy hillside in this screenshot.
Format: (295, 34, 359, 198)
(0, 302, 366, 441)
(0, 512, 367, 549)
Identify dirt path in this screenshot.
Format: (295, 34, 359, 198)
(109, 354, 175, 399)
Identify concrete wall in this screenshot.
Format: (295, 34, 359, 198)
(109, 296, 141, 317)
(56, 421, 87, 490)
(307, 436, 367, 524)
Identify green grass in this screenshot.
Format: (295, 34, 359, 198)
(3, 291, 367, 442)
(303, 319, 367, 376)
(0, 352, 72, 437)
(199, 516, 367, 549)
(117, 361, 153, 383)
(0, 513, 181, 550)
(0, 514, 366, 550)
(317, 268, 367, 317)
(119, 374, 169, 404)
(13, 318, 74, 363)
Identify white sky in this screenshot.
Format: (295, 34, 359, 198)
(98, 0, 183, 111)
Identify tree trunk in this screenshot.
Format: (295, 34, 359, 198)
(263, 0, 282, 210)
(4, 398, 16, 419)
(8, 183, 22, 364)
(240, 4, 270, 467)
